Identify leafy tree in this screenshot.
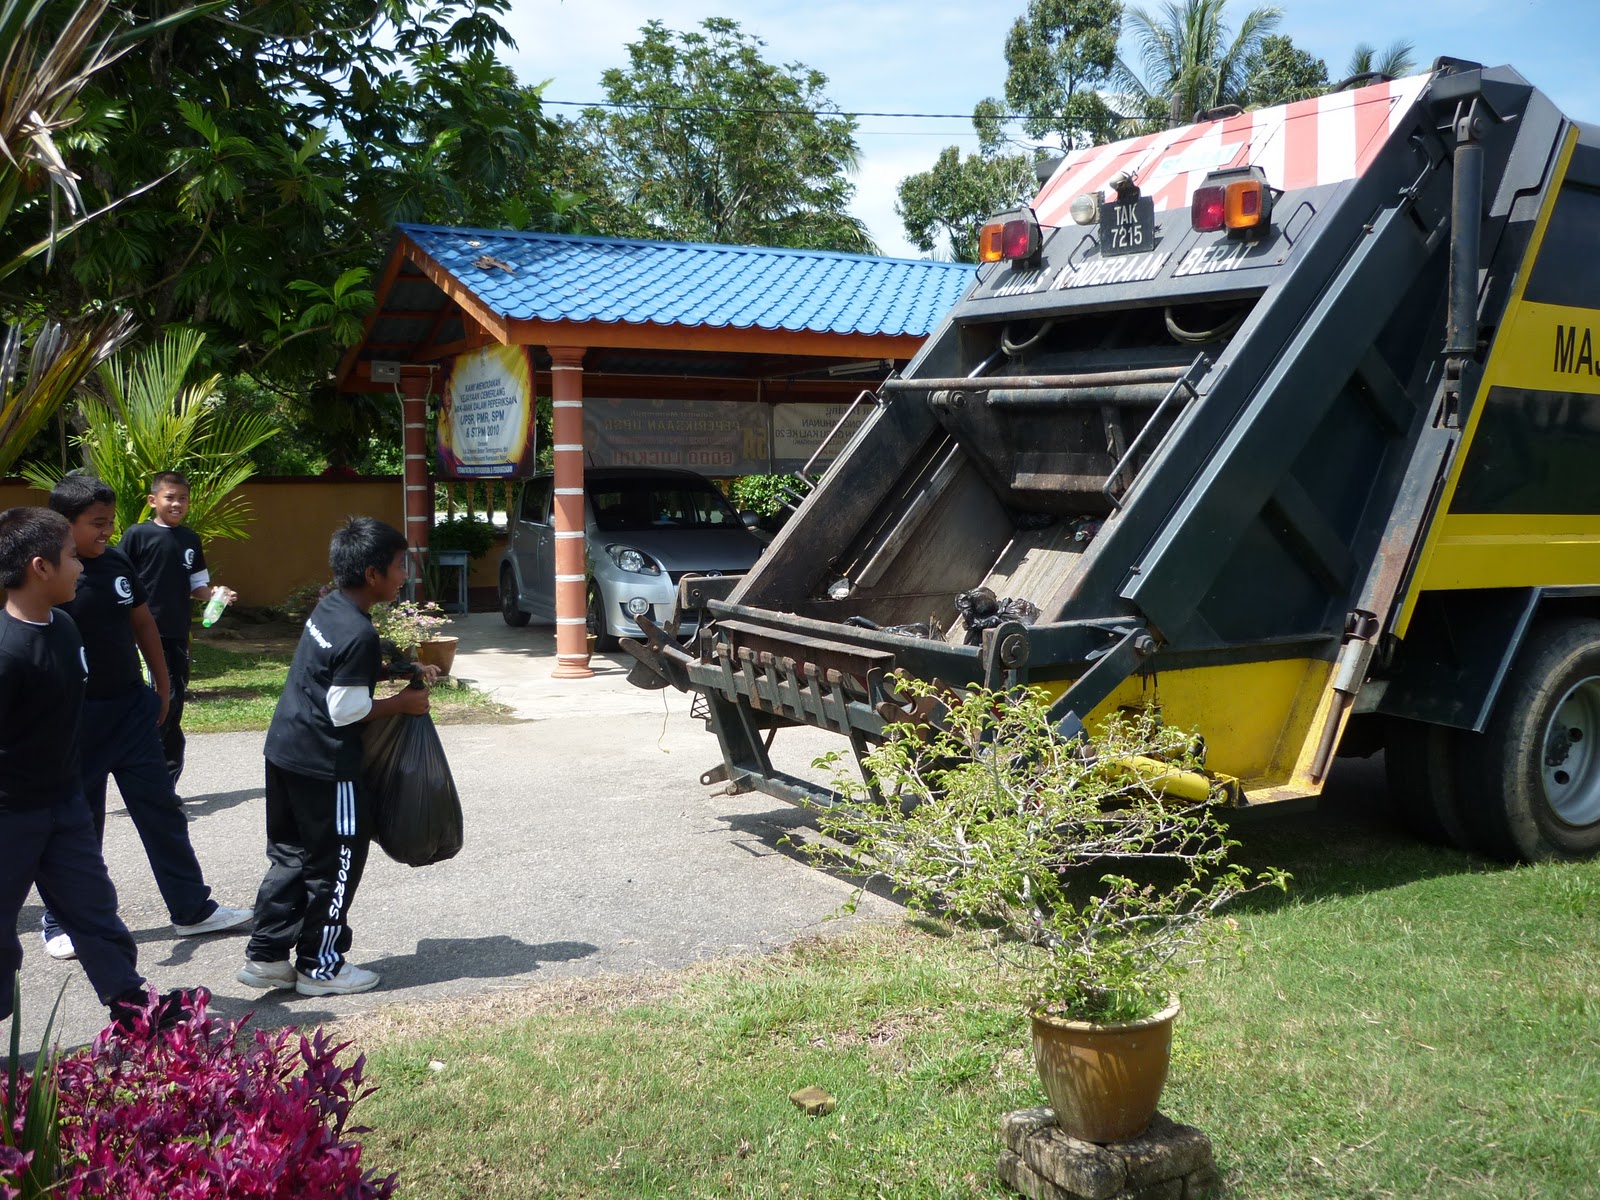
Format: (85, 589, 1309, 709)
(897, 103, 1038, 263)
(0, 0, 164, 478)
(22, 330, 278, 543)
(1239, 33, 1328, 107)
(1000, 0, 1124, 150)
(897, 0, 1121, 262)
(1115, 0, 1283, 128)
(1345, 40, 1417, 81)
(580, 18, 873, 253)
(3, 0, 559, 396)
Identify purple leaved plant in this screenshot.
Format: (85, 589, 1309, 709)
(2, 989, 396, 1199)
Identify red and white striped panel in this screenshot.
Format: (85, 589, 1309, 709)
(1033, 75, 1430, 228)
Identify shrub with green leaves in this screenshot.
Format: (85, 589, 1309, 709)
(728, 473, 808, 518)
(808, 678, 1288, 1024)
(21, 329, 278, 544)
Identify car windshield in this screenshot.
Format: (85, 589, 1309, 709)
(590, 479, 743, 533)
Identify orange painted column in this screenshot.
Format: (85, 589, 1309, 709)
(549, 346, 593, 679)
(400, 372, 433, 595)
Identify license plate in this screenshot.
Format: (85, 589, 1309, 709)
(1099, 196, 1155, 256)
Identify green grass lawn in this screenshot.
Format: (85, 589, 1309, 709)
(348, 784, 1600, 1200)
(185, 641, 511, 733)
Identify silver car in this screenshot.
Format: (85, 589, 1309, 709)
(498, 467, 766, 648)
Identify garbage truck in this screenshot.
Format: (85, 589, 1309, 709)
(624, 60, 1600, 863)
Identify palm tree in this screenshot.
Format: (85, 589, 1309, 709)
(1345, 40, 1417, 81)
(22, 329, 279, 543)
(1114, 0, 1283, 129)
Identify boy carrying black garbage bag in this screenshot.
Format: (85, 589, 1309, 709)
(237, 517, 438, 997)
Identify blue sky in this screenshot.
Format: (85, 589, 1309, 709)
(504, 0, 1599, 258)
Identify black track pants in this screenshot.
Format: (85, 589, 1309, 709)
(245, 760, 370, 980)
(159, 636, 190, 783)
(0, 795, 143, 1019)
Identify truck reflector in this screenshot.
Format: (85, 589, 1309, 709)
(978, 223, 1005, 262)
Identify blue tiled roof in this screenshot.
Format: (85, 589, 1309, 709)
(398, 225, 975, 338)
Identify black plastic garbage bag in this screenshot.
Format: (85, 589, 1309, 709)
(361, 711, 463, 867)
(955, 587, 1042, 646)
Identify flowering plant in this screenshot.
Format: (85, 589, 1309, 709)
(369, 598, 450, 654)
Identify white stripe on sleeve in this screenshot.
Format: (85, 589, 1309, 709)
(190, 569, 211, 590)
(327, 685, 373, 726)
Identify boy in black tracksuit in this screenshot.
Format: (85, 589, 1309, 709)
(0, 506, 184, 1029)
(119, 471, 235, 785)
(35, 477, 252, 960)
(237, 517, 435, 997)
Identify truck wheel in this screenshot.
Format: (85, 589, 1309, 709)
(1383, 717, 1470, 849)
(499, 565, 530, 627)
(587, 586, 619, 652)
(1460, 618, 1600, 862)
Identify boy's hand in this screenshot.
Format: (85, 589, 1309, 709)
(219, 586, 239, 605)
(156, 691, 170, 727)
(396, 684, 430, 716)
(419, 664, 442, 685)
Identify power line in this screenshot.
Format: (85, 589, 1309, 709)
(543, 97, 1058, 122)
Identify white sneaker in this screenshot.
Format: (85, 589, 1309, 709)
(173, 904, 254, 937)
(41, 931, 76, 961)
(236, 958, 297, 990)
(295, 961, 381, 996)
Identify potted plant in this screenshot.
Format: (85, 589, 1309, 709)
(808, 676, 1287, 1144)
(371, 598, 456, 675)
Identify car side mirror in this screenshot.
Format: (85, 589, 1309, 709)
(739, 511, 761, 530)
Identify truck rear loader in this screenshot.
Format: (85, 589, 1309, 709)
(625, 60, 1600, 864)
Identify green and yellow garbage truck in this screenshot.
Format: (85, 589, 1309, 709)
(625, 59, 1600, 863)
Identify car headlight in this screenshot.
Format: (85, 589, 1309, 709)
(606, 544, 661, 575)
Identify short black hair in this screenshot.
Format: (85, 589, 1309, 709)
(330, 516, 409, 588)
(48, 475, 116, 521)
(150, 471, 190, 493)
(0, 507, 71, 589)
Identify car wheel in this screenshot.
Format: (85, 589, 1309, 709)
(1383, 717, 1470, 849)
(499, 565, 530, 627)
(1459, 618, 1600, 862)
(587, 585, 619, 652)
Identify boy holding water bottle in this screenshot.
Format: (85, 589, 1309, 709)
(119, 472, 237, 784)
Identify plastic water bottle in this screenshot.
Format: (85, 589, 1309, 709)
(201, 588, 231, 628)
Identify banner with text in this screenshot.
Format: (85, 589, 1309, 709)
(771, 401, 871, 472)
(583, 397, 770, 475)
(436, 345, 538, 478)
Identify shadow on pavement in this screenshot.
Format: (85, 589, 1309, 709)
(180, 787, 264, 818)
(362, 935, 598, 988)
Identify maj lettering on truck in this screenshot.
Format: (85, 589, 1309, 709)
(626, 59, 1600, 866)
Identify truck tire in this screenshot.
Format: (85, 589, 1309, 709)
(1383, 717, 1470, 849)
(1459, 618, 1600, 862)
(499, 565, 530, 627)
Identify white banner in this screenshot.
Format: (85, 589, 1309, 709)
(772, 402, 870, 471)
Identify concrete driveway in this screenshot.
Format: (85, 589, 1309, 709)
(10, 615, 894, 1050)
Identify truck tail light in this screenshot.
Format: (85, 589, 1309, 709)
(1191, 168, 1274, 237)
(1001, 217, 1039, 260)
(978, 222, 1005, 262)
(1224, 179, 1266, 229)
(978, 211, 1042, 266)
(1192, 186, 1226, 232)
